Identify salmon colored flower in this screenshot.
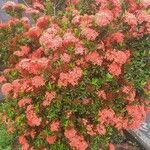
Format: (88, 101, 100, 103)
(96, 124, 106, 135)
(50, 120, 60, 132)
(95, 10, 113, 27)
(26, 27, 41, 39)
(32, 76, 45, 88)
(26, 105, 42, 127)
(18, 98, 32, 108)
(97, 90, 107, 100)
(81, 27, 99, 41)
(122, 85, 136, 103)
(124, 12, 137, 26)
(33, 2, 44, 10)
(85, 51, 103, 66)
(14, 46, 30, 57)
(58, 67, 83, 87)
(0, 76, 6, 83)
(1, 83, 13, 96)
(109, 143, 115, 150)
(60, 53, 71, 63)
(43, 91, 56, 107)
(108, 63, 122, 76)
(65, 128, 88, 150)
(36, 16, 49, 28)
(46, 135, 56, 144)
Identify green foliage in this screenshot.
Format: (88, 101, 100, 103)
(106, 126, 125, 144)
(0, 102, 19, 150)
(49, 140, 70, 150)
(125, 35, 150, 94)
(0, 22, 27, 67)
(0, 125, 13, 150)
(90, 135, 108, 150)
(44, 0, 66, 16)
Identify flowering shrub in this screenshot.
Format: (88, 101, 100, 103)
(0, 0, 150, 149)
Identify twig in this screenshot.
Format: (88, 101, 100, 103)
(22, 0, 30, 7)
(53, 4, 56, 16)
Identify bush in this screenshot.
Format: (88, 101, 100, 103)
(0, 125, 14, 150)
(0, 0, 150, 150)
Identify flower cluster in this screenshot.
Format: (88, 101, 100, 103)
(43, 91, 56, 107)
(26, 105, 42, 127)
(58, 67, 83, 87)
(64, 128, 88, 150)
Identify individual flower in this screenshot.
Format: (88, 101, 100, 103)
(64, 128, 88, 150)
(114, 116, 125, 130)
(0, 76, 6, 83)
(30, 130, 36, 139)
(82, 98, 90, 105)
(105, 49, 130, 65)
(14, 46, 30, 57)
(17, 58, 49, 75)
(97, 90, 107, 100)
(107, 63, 122, 76)
(136, 10, 150, 24)
(36, 16, 50, 28)
(18, 98, 32, 108)
(75, 42, 87, 55)
(72, 15, 80, 25)
(63, 30, 79, 45)
(19, 135, 30, 150)
(76, 58, 86, 66)
(97, 41, 105, 51)
(26, 105, 42, 127)
(2, 1, 16, 10)
(32, 76, 45, 88)
(64, 128, 77, 139)
(126, 105, 146, 129)
(43, 91, 56, 107)
(2, 1, 24, 11)
(20, 79, 33, 93)
(79, 15, 94, 27)
(82, 119, 96, 136)
(30, 47, 44, 59)
(26, 27, 42, 39)
(109, 143, 115, 150)
(96, 124, 106, 135)
(98, 108, 115, 125)
(124, 12, 137, 27)
(106, 32, 124, 45)
(25, 7, 39, 15)
(85, 51, 103, 66)
(141, 0, 150, 9)
(46, 135, 56, 144)
(122, 85, 136, 103)
(40, 27, 62, 50)
(60, 53, 71, 63)
(95, 10, 113, 27)
(81, 27, 99, 41)
(58, 67, 83, 87)
(1, 83, 13, 96)
(50, 120, 60, 132)
(33, 2, 44, 10)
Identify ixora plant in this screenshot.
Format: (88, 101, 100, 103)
(0, 0, 150, 149)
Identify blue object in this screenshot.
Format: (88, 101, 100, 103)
(0, 0, 18, 22)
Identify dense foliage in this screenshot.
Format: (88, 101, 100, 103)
(0, 0, 150, 150)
